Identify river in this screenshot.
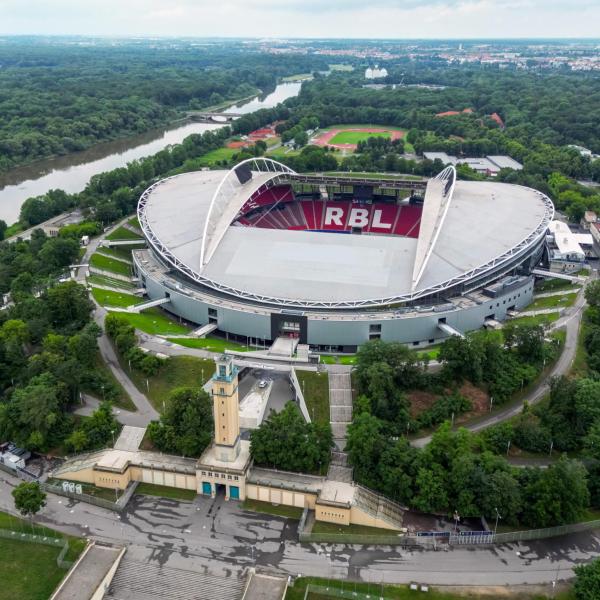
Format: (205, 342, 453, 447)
(0, 82, 302, 224)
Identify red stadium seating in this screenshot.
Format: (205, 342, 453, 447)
(236, 196, 422, 239)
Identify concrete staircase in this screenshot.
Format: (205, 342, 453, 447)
(104, 557, 246, 600)
(327, 372, 354, 483)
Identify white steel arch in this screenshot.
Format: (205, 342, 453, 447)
(199, 158, 295, 269)
(411, 165, 457, 291)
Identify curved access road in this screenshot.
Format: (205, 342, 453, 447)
(411, 280, 589, 448)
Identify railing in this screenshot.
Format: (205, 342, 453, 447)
(290, 367, 311, 423)
(298, 531, 436, 547)
(493, 519, 600, 544)
(41, 482, 125, 513)
(0, 528, 74, 569)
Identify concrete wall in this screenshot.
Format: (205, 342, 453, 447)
(349, 506, 401, 531)
(315, 503, 350, 526)
(245, 483, 317, 509)
(137, 252, 535, 348)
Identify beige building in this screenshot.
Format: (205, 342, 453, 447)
(54, 355, 404, 531)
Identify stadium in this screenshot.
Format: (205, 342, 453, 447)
(134, 158, 554, 353)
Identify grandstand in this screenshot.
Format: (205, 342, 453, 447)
(135, 159, 553, 352)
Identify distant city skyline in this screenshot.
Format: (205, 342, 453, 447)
(1, 0, 599, 39)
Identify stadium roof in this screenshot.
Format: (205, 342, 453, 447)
(139, 160, 553, 309)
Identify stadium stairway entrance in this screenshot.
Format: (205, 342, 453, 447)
(327, 370, 354, 484)
(268, 336, 299, 357)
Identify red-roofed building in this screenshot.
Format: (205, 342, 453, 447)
(435, 108, 474, 117)
(489, 112, 505, 129)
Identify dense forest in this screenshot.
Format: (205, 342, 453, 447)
(0, 39, 328, 172)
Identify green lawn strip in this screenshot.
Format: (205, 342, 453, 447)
(416, 344, 442, 360)
(91, 287, 141, 308)
(81, 351, 135, 411)
(527, 293, 577, 311)
(97, 246, 134, 262)
(572, 319, 589, 377)
(106, 226, 143, 241)
(136, 482, 196, 501)
(242, 499, 303, 520)
(166, 336, 250, 353)
(122, 354, 214, 412)
(87, 274, 135, 290)
(194, 147, 238, 166)
(320, 355, 357, 365)
(508, 312, 560, 327)
(285, 577, 515, 600)
(311, 521, 398, 536)
(127, 215, 141, 229)
(0, 510, 87, 600)
(535, 278, 580, 293)
(90, 253, 132, 276)
(295, 370, 330, 425)
(330, 130, 392, 145)
(328, 64, 354, 71)
(108, 307, 190, 336)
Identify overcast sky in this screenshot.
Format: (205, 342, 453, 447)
(1, 0, 599, 39)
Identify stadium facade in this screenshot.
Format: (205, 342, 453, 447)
(134, 158, 553, 352)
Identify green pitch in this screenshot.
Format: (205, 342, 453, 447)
(328, 130, 392, 144)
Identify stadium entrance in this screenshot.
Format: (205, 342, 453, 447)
(271, 313, 307, 344)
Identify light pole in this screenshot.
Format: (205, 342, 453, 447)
(494, 507, 502, 536)
(453, 510, 460, 533)
(111, 429, 115, 447)
(489, 396, 494, 412)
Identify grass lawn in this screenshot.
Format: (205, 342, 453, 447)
(330, 130, 392, 145)
(0, 511, 86, 600)
(527, 292, 577, 311)
(320, 354, 357, 365)
(108, 308, 190, 336)
(127, 215, 141, 229)
(328, 63, 354, 71)
(509, 312, 560, 327)
(296, 370, 330, 425)
(242, 499, 303, 520)
(91, 287, 141, 308)
(136, 482, 196, 501)
(90, 253, 132, 277)
(416, 344, 442, 360)
(195, 146, 238, 166)
(166, 336, 249, 353)
(572, 319, 589, 377)
(106, 226, 143, 241)
(535, 278, 580, 293)
(97, 246, 133, 262)
(311, 521, 397, 536)
(80, 352, 135, 411)
(87, 273, 135, 291)
(124, 354, 214, 411)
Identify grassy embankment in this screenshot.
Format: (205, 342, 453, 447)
(124, 355, 214, 412)
(242, 499, 303, 520)
(166, 336, 249, 353)
(136, 483, 196, 501)
(295, 370, 330, 425)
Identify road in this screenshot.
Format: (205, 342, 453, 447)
(411, 282, 588, 448)
(76, 218, 159, 425)
(1, 470, 598, 588)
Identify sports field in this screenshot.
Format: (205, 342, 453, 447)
(312, 125, 405, 150)
(329, 130, 391, 145)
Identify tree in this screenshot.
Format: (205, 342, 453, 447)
(12, 482, 46, 520)
(574, 559, 600, 600)
(250, 402, 332, 473)
(148, 387, 213, 457)
(43, 282, 93, 334)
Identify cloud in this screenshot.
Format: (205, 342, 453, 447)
(0, 0, 599, 38)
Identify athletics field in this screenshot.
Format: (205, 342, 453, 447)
(312, 125, 405, 150)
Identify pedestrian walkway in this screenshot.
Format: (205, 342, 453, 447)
(114, 426, 147, 451)
(327, 371, 353, 483)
